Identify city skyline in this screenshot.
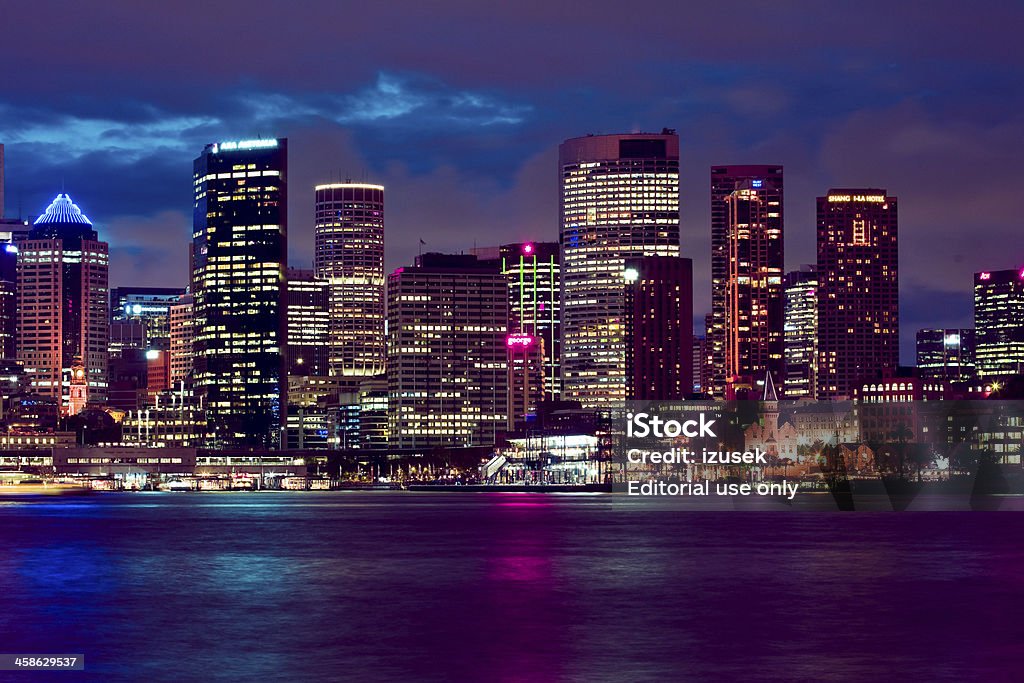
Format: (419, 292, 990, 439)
(1, 3, 1021, 364)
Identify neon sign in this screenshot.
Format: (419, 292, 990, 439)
(213, 139, 279, 153)
(828, 194, 886, 203)
(506, 333, 535, 349)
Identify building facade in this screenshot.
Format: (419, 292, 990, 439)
(17, 194, 109, 413)
(559, 132, 681, 408)
(624, 255, 693, 400)
(916, 328, 976, 382)
(500, 241, 560, 421)
(168, 294, 193, 386)
(974, 269, 1024, 378)
(110, 286, 185, 349)
(192, 139, 287, 448)
(723, 179, 784, 397)
(0, 242, 16, 360)
(314, 183, 385, 390)
(709, 165, 784, 398)
(816, 189, 899, 399)
(783, 266, 818, 399)
(285, 268, 329, 377)
(386, 253, 508, 449)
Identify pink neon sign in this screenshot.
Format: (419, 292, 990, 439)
(506, 333, 535, 349)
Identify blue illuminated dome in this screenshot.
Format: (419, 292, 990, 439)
(30, 193, 98, 241)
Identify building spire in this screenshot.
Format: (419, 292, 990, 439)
(762, 368, 779, 402)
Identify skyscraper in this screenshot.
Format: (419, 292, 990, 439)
(499, 241, 560, 419)
(974, 269, 1024, 379)
(916, 328, 976, 382)
(692, 333, 708, 396)
(709, 165, 783, 398)
(168, 294, 193, 386)
(387, 253, 508, 449)
(559, 131, 680, 408)
(0, 242, 16, 360)
(783, 266, 818, 399)
(314, 183, 385, 390)
(17, 194, 109, 413)
(723, 180, 784, 397)
(816, 189, 899, 399)
(285, 268, 329, 377)
(624, 255, 693, 400)
(192, 138, 287, 447)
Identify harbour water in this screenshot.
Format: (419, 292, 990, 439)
(1, 492, 1021, 681)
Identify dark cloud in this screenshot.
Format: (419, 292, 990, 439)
(1, 1, 1022, 364)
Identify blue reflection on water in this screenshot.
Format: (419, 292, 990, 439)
(0, 493, 1021, 681)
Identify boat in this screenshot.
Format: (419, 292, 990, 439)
(0, 471, 91, 496)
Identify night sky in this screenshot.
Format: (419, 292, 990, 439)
(1, 1, 1021, 361)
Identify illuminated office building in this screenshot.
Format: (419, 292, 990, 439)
(624, 256, 693, 401)
(722, 179, 784, 397)
(286, 268, 329, 377)
(0, 140, 29, 354)
(499, 241, 560, 422)
(17, 194, 109, 413)
(358, 374, 388, 450)
(709, 165, 783, 398)
(916, 328, 975, 382)
(0, 242, 16, 360)
(111, 286, 185, 349)
(783, 266, 818, 399)
(387, 253, 507, 449)
(974, 269, 1024, 378)
(192, 138, 287, 448)
(168, 294, 193, 386)
(692, 334, 708, 396)
(314, 183, 385, 390)
(816, 189, 899, 399)
(559, 131, 680, 408)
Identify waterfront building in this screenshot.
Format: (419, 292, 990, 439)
(0, 242, 16, 359)
(386, 253, 508, 449)
(816, 189, 899, 399)
(499, 241, 561, 421)
(17, 194, 109, 412)
(783, 266, 818, 399)
(192, 138, 287, 448)
(708, 165, 784, 398)
(973, 269, 1024, 379)
(358, 374, 388, 450)
(624, 255, 693, 400)
(314, 182, 385, 390)
(168, 294, 193, 386)
(559, 131, 680, 407)
(916, 328, 976, 382)
(722, 179, 784, 397)
(692, 334, 707, 396)
(286, 268, 329, 377)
